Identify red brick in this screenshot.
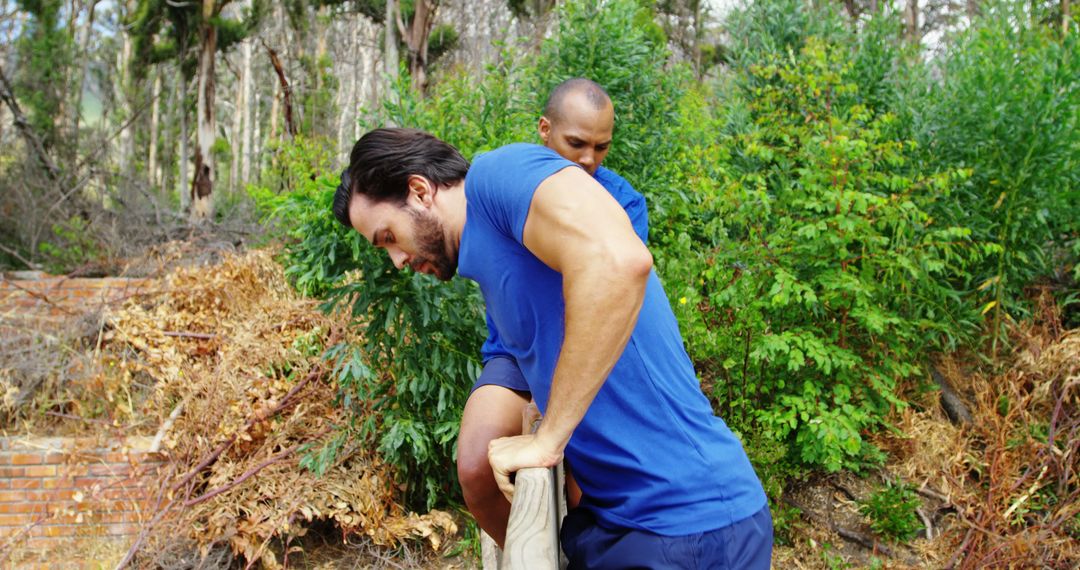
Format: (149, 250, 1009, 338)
(23, 465, 57, 477)
(100, 487, 149, 501)
(0, 502, 48, 514)
(29, 525, 78, 538)
(0, 513, 38, 526)
(86, 464, 127, 477)
(9, 479, 42, 490)
(9, 453, 44, 465)
(41, 453, 67, 464)
(0, 466, 26, 477)
(1, 489, 77, 502)
(60, 465, 88, 477)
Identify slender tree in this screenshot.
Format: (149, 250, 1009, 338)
(129, 0, 263, 221)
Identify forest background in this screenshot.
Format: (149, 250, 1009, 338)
(0, 0, 1078, 567)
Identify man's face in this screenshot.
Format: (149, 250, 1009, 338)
(539, 92, 615, 177)
(348, 191, 457, 281)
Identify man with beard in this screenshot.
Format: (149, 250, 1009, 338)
(457, 78, 649, 549)
(333, 128, 771, 568)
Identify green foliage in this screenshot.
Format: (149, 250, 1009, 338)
(859, 480, 923, 542)
(14, 0, 73, 150)
(658, 37, 980, 472)
(427, 24, 459, 63)
(898, 1, 1080, 341)
(38, 216, 105, 273)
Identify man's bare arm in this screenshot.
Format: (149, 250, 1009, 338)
(487, 166, 652, 499)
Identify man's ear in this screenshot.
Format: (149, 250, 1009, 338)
(538, 116, 551, 144)
(407, 174, 436, 208)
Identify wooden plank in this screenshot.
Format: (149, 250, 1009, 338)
(502, 467, 560, 569)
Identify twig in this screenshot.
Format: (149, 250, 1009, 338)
(0, 242, 37, 269)
(150, 402, 185, 453)
(182, 430, 328, 509)
(916, 483, 952, 504)
(44, 410, 112, 425)
(161, 331, 217, 340)
(916, 508, 934, 540)
(115, 464, 178, 570)
(0, 278, 79, 316)
(170, 365, 324, 493)
(784, 496, 897, 558)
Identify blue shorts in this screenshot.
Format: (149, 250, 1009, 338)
(470, 356, 530, 394)
(560, 505, 773, 569)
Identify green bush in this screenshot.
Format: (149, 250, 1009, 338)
(899, 1, 1080, 341)
(659, 38, 979, 472)
(859, 480, 923, 542)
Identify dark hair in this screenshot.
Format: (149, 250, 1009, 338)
(332, 128, 469, 228)
(542, 78, 612, 124)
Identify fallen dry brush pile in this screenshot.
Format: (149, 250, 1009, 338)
(98, 249, 455, 567)
(886, 324, 1080, 568)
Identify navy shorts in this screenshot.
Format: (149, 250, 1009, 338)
(470, 356, 530, 394)
(560, 505, 773, 569)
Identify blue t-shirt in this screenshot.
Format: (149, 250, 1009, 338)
(594, 165, 649, 244)
(459, 143, 766, 536)
(479, 163, 648, 369)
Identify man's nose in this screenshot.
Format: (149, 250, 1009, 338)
(389, 248, 409, 270)
(578, 152, 595, 169)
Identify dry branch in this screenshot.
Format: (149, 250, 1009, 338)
(171, 364, 325, 494)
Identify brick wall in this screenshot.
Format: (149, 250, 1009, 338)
(0, 273, 151, 329)
(0, 436, 162, 554)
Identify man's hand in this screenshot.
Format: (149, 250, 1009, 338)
(488, 434, 563, 503)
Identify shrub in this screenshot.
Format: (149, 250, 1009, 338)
(899, 1, 1080, 342)
(660, 38, 979, 472)
(859, 480, 923, 542)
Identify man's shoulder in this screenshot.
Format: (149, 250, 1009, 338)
(471, 143, 555, 169)
(594, 165, 635, 191)
(467, 143, 577, 198)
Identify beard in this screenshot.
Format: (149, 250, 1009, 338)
(409, 208, 457, 281)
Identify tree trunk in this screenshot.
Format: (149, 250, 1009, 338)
(190, 0, 218, 223)
(263, 40, 297, 138)
(177, 66, 190, 212)
(240, 38, 253, 188)
(116, 2, 135, 180)
(400, 0, 439, 93)
(385, 0, 399, 82)
(337, 18, 357, 163)
(1064, 0, 1072, 36)
(148, 68, 161, 188)
(252, 78, 261, 180)
(72, 0, 98, 148)
(905, 0, 920, 45)
(230, 52, 243, 193)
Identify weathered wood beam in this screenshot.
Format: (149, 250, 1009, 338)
(503, 467, 560, 569)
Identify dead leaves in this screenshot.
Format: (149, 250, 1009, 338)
(99, 249, 458, 565)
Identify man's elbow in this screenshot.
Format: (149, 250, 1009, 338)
(613, 244, 653, 284)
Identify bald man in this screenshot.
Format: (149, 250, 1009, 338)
(456, 78, 649, 547)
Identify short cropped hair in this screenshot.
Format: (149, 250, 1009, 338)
(333, 128, 469, 228)
(542, 78, 612, 124)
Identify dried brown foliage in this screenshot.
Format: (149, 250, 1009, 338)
(884, 322, 1079, 569)
(99, 249, 456, 568)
